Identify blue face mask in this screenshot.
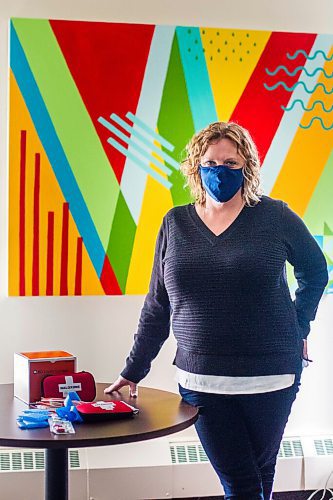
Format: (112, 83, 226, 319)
(199, 164, 244, 203)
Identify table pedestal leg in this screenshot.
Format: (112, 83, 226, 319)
(45, 448, 68, 500)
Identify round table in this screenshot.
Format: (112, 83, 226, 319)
(0, 383, 198, 500)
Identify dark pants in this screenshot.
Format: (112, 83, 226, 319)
(178, 372, 302, 500)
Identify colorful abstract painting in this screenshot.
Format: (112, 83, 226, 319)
(8, 18, 333, 296)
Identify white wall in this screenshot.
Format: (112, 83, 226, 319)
(0, 0, 332, 438)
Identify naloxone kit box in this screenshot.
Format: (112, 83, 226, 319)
(14, 351, 77, 403)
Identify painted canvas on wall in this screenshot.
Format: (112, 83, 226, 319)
(9, 18, 333, 296)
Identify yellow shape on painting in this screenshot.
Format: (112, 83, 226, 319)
(201, 28, 271, 121)
(125, 142, 173, 294)
(8, 71, 104, 296)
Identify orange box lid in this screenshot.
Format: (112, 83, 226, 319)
(18, 351, 75, 360)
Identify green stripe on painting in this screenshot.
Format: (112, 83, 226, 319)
(304, 147, 333, 234)
(12, 18, 119, 251)
(324, 223, 333, 236)
(106, 191, 136, 293)
(157, 33, 195, 206)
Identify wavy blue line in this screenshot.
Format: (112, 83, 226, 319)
(281, 99, 333, 112)
(287, 49, 333, 61)
(265, 65, 333, 78)
(264, 81, 333, 94)
(299, 117, 333, 130)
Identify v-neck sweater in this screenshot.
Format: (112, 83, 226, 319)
(121, 195, 328, 384)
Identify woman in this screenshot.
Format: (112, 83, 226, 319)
(105, 122, 328, 500)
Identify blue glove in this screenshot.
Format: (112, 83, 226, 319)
(56, 391, 83, 423)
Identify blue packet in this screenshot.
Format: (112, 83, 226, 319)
(19, 414, 49, 423)
(23, 409, 50, 415)
(17, 416, 49, 429)
(17, 408, 51, 429)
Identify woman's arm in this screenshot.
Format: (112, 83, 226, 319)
(113, 215, 171, 386)
(282, 202, 328, 339)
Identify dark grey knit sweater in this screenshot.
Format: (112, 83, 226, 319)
(121, 195, 328, 383)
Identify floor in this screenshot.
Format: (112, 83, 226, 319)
(173, 493, 331, 499)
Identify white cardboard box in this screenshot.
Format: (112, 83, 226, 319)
(14, 350, 77, 403)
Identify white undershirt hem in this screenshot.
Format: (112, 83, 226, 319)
(175, 367, 295, 394)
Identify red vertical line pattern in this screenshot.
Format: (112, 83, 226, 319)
(32, 153, 40, 295)
(74, 237, 83, 296)
(19, 130, 27, 296)
(60, 202, 69, 295)
(46, 212, 54, 296)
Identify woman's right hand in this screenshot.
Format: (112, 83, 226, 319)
(104, 376, 138, 398)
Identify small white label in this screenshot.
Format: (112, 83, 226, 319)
(92, 401, 116, 411)
(58, 376, 82, 396)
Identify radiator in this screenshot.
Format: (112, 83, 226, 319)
(0, 436, 332, 499)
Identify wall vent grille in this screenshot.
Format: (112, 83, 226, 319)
(0, 450, 80, 472)
(277, 439, 303, 458)
(170, 443, 209, 464)
(315, 439, 333, 456)
(170, 439, 303, 464)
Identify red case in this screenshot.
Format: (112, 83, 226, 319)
(76, 400, 138, 422)
(42, 371, 96, 401)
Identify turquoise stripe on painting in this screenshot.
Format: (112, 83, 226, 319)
(261, 34, 333, 195)
(314, 235, 324, 247)
(98, 116, 172, 175)
(176, 27, 217, 131)
(120, 25, 176, 224)
(126, 112, 174, 151)
(10, 22, 106, 277)
(107, 138, 172, 189)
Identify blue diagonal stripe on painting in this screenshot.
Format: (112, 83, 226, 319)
(98, 116, 172, 175)
(176, 26, 218, 131)
(126, 112, 175, 151)
(107, 137, 172, 188)
(10, 22, 106, 277)
(261, 34, 333, 196)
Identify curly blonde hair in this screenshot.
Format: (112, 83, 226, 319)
(180, 121, 263, 207)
